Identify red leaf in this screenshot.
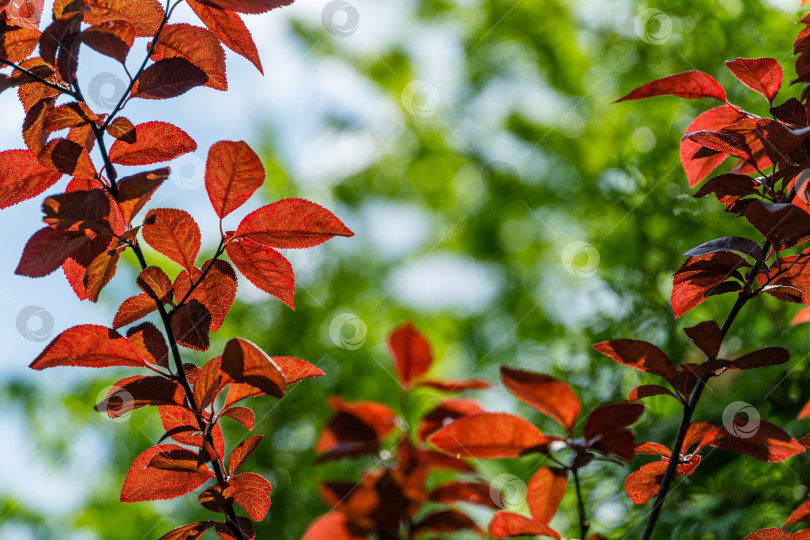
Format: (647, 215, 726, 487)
(187, 0, 262, 73)
(593, 339, 677, 381)
(127, 322, 169, 367)
(84, 0, 165, 37)
(429, 481, 498, 508)
(272, 356, 324, 384)
(221, 406, 255, 430)
(732, 347, 790, 370)
(205, 140, 264, 217)
(173, 260, 238, 332)
(417, 378, 491, 391)
(221, 337, 286, 398)
(14, 227, 91, 277)
(226, 237, 295, 308)
(30, 324, 147, 369)
(617, 70, 727, 102)
(193, 356, 224, 409)
(418, 398, 485, 441)
(214, 518, 255, 540)
(743, 530, 798, 540)
(527, 467, 567, 524)
(584, 402, 644, 440)
(81, 20, 135, 64)
(624, 461, 668, 504)
(84, 248, 120, 302)
(116, 168, 168, 222)
(635, 442, 671, 457)
(44, 102, 98, 131)
(121, 444, 213, 502)
(229, 434, 262, 474)
(107, 117, 137, 143)
(159, 406, 224, 457)
(387, 321, 432, 386)
(684, 320, 723, 359)
(0, 149, 61, 208)
(702, 419, 805, 462)
(411, 510, 483, 536)
(109, 121, 196, 165)
(37, 138, 96, 177)
(113, 293, 157, 329)
(302, 512, 365, 540)
(671, 252, 750, 317)
(157, 522, 214, 540)
(488, 511, 561, 539)
(142, 208, 201, 271)
(235, 198, 354, 249)
(628, 384, 677, 402)
(680, 105, 747, 187)
(787, 499, 810, 526)
(195, 0, 293, 14)
(230, 472, 272, 521)
(683, 130, 753, 162)
(96, 375, 186, 418)
(793, 306, 810, 326)
(429, 412, 547, 458)
(683, 421, 716, 451)
(500, 366, 580, 431)
(152, 24, 227, 91)
(726, 58, 782, 103)
(132, 57, 208, 99)
(171, 299, 212, 351)
(137, 266, 174, 303)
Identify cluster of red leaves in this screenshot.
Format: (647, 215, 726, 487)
(613, 9, 810, 538)
(428, 364, 642, 539)
(303, 323, 495, 540)
(0, 0, 357, 538)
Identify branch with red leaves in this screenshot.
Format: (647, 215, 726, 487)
(0, 0, 353, 538)
(609, 11, 810, 540)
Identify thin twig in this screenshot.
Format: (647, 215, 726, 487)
(572, 467, 589, 540)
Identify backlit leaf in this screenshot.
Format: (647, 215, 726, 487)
(500, 366, 580, 431)
(230, 472, 272, 521)
(121, 444, 213, 502)
(488, 511, 561, 539)
(617, 70, 727, 102)
(187, 0, 262, 73)
(593, 339, 677, 380)
(205, 140, 264, 217)
(388, 321, 432, 386)
(152, 23, 227, 91)
(109, 121, 196, 165)
(429, 412, 547, 458)
(0, 149, 62, 208)
(30, 324, 147, 369)
(527, 467, 567, 524)
(229, 435, 262, 474)
(221, 337, 286, 398)
(726, 57, 782, 102)
(132, 57, 208, 99)
(226, 237, 295, 308)
(142, 208, 201, 271)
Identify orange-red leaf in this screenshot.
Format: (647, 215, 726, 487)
(205, 140, 264, 217)
(171, 299, 212, 351)
(173, 260, 238, 332)
(743, 529, 797, 540)
(221, 406, 255, 430)
(235, 198, 354, 249)
(625, 461, 668, 504)
(617, 70, 727, 102)
(152, 23, 227, 91)
(82, 20, 135, 64)
(429, 412, 547, 458)
(726, 57, 782, 103)
(527, 467, 567, 524)
(488, 512, 561, 539)
(137, 266, 173, 303)
(84, 0, 164, 36)
(97, 375, 186, 417)
(84, 248, 120, 302)
(584, 402, 645, 440)
(593, 339, 677, 381)
(701, 419, 805, 462)
(113, 293, 157, 329)
(680, 105, 747, 187)
(221, 337, 286, 398)
(0, 149, 62, 208)
(30, 324, 147, 369)
(109, 121, 196, 165)
(388, 321, 432, 386)
(230, 472, 271, 521)
(132, 57, 208, 99)
(116, 168, 168, 222)
(127, 322, 169, 367)
(500, 366, 580, 431)
(121, 444, 213, 502)
(273, 356, 324, 384)
(195, 0, 292, 14)
(157, 522, 214, 540)
(229, 434, 262, 474)
(226, 237, 295, 308)
(142, 208, 201, 271)
(187, 0, 262, 73)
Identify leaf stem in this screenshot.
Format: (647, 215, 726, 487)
(0, 58, 77, 96)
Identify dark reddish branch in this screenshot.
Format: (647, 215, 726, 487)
(640, 184, 796, 540)
(170, 238, 227, 312)
(572, 466, 589, 540)
(130, 242, 247, 540)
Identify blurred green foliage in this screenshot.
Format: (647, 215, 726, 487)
(5, 1, 810, 539)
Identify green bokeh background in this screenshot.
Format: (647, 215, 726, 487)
(3, 0, 810, 539)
